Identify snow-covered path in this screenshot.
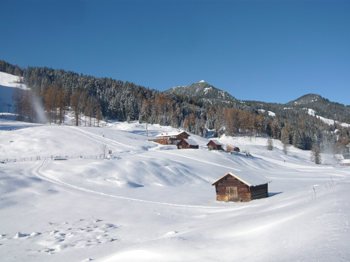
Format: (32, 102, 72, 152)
(65, 126, 136, 150)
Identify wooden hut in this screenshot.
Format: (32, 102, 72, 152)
(227, 146, 240, 153)
(149, 131, 190, 145)
(207, 140, 222, 150)
(177, 139, 199, 149)
(211, 172, 271, 202)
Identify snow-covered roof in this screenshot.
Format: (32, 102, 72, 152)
(183, 139, 198, 146)
(207, 140, 222, 146)
(155, 131, 188, 137)
(335, 154, 344, 160)
(211, 172, 272, 187)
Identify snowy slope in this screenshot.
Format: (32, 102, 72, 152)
(306, 108, 350, 128)
(0, 72, 27, 116)
(1, 118, 350, 262)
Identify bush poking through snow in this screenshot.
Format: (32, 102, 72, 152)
(267, 138, 273, 151)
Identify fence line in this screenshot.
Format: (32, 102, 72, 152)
(1, 154, 118, 164)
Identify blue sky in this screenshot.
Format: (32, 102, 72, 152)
(1, 0, 349, 105)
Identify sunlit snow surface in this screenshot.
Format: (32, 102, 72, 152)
(1, 72, 350, 261)
(0, 72, 27, 115)
(0, 119, 350, 262)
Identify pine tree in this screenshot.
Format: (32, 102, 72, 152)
(45, 85, 58, 124)
(95, 98, 102, 127)
(255, 114, 265, 137)
(272, 118, 281, 139)
(70, 91, 81, 126)
(183, 115, 189, 131)
(206, 105, 215, 129)
(12, 88, 24, 120)
(57, 88, 66, 124)
(311, 143, 322, 164)
(281, 125, 290, 155)
(292, 129, 302, 149)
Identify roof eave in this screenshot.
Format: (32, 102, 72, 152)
(211, 172, 271, 187)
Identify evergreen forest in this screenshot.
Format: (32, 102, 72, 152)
(1, 60, 349, 154)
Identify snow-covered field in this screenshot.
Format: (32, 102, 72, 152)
(0, 72, 27, 117)
(1, 119, 350, 262)
(1, 71, 350, 261)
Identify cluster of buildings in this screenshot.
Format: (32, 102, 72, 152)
(149, 130, 239, 152)
(149, 130, 271, 203)
(147, 130, 350, 203)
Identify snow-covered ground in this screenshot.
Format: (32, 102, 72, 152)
(1, 118, 350, 262)
(0, 72, 27, 117)
(1, 71, 350, 261)
(306, 108, 350, 128)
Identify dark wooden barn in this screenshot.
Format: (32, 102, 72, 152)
(227, 146, 240, 153)
(211, 172, 271, 202)
(207, 140, 222, 150)
(177, 139, 199, 149)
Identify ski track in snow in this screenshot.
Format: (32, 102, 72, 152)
(33, 158, 221, 209)
(65, 126, 135, 150)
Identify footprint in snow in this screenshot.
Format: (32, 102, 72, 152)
(30, 232, 41, 237)
(14, 232, 29, 238)
(103, 223, 115, 228)
(43, 247, 55, 253)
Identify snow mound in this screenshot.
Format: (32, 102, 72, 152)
(100, 250, 162, 261)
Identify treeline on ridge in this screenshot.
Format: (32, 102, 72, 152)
(1, 60, 349, 154)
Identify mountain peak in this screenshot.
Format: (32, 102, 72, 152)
(287, 93, 326, 106)
(163, 81, 237, 104)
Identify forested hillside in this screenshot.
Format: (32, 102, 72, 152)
(1, 60, 349, 154)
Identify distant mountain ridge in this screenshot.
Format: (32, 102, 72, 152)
(164, 82, 350, 122)
(285, 93, 350, 122)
